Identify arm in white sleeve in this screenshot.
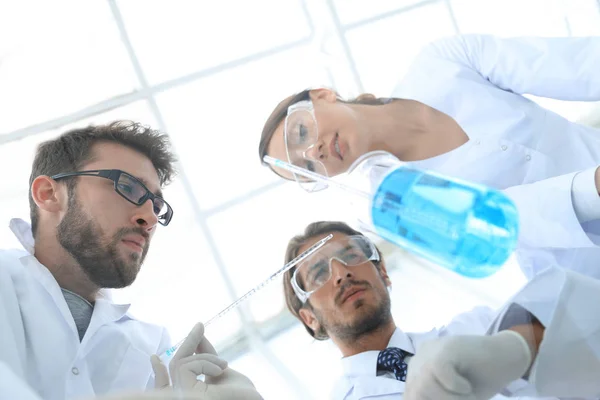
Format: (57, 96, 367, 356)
(490, 266, 600, 398)
(423, 34, 600, 100)
(571, 166, 600, 223)
(0, 362, 42, 400)
(503, 170, 600, 249)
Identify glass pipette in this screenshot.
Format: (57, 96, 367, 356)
(262, 155, 370, 199)
(160, 233, 333, 359)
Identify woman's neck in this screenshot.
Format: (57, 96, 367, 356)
(362, 99, 467, 162)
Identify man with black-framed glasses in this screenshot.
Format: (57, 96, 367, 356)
(0, 121, 261, 400)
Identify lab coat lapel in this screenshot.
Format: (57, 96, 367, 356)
(10, 218, 79, 340)
(18, 254, 80, 341)
(529, 271, 600, 397)
(19, 253, 132, 352)
(80, 297, 131, 353)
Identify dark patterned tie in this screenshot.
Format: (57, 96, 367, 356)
(377, 347, 413, 382)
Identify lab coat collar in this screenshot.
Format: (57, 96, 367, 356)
(9, 217, 132, 317)
(10, 218, 35, 254)
(79, 297, 132, 354)
(340, 327, 415, 378)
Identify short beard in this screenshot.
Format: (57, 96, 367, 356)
(57, 193, 148, 289)
(312, 280, 392, 342)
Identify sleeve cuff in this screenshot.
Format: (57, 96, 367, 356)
(571, 167, 600, 223)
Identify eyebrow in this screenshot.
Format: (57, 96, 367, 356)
(300, 241, 354, 277)
(305, 260, 328, 282)
(335, 245, 355, 255)
(135, 175, 163, 198)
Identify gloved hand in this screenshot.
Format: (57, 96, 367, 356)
(151, 323, 263, 400)
(94, 393, 211, 400)
(405, 331, 532, 400)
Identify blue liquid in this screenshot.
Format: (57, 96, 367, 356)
(371, 167, 519, 278)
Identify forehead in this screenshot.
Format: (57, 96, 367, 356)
(83, 141, 161, 192)
(297, 231, 352, 256)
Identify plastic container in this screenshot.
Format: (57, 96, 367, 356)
(345, 151, 519, 278)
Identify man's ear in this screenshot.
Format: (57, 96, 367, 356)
(377, 258, 392, 288)
(309, 88, 338, 104)
(299, 307, 321, 335)
(31, 175, 67, 214)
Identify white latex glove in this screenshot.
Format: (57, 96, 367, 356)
(91, 393, 213, 400)
(405, 331, 532, 400)
(151, 323, 263, 400)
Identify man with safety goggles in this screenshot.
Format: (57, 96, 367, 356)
(282, 221, 600, 399)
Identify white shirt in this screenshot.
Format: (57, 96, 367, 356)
(392, 34, 600, 280)
(0, 218, 171, 400)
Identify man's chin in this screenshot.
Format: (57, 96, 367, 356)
(98, 262, 142, 289)
(347, 302, 389, 327)
(99, 273, 138, 289)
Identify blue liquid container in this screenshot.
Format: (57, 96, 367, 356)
(346, 152, 519, 278)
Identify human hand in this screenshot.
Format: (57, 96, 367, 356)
(405, 331, 532, 400)
(151, 323, 263, 400)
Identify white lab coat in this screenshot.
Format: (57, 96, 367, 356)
(391, 35, 600, 280)
(0, 218, 171, 400)
(489, 266, 600, 398)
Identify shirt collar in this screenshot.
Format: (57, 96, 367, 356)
(340, 327, 415, 378)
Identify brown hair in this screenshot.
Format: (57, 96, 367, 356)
(282, 221, 383, 340)
(258, 89, 394, 179)
(28, 120, 177, 237)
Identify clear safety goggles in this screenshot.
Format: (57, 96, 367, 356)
(291, 235, 380, 303)
(284, 100, 329, 192)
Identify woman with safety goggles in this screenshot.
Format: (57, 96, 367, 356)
(258, 34, 600, 282)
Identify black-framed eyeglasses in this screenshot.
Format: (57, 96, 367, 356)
(51, 169, 173, 226)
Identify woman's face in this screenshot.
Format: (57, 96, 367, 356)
(267, 90, 370, 181)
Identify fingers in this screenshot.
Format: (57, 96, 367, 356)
(176, 353, 228, 374)
(195, 332, 218, 356)
(171, 353, 229, 391)
(172, 323, 206, 364)
(205, 366, 255, 387)
(150, 354, 170, 389)
(172, 322, 219, 365)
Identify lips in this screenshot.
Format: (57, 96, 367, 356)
(122, 235, 146, 250)
(341, 286, 366, 304)
(329, 133, 343, 161)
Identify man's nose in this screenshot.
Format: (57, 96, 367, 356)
(131, 199, 159, 230)
(331, 259, 353, 286)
